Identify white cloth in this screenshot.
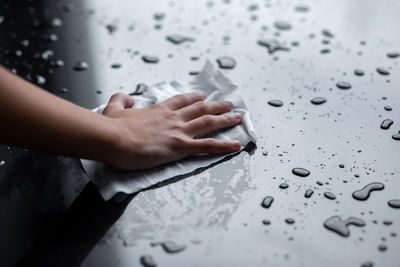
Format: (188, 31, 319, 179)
(81, 61, 256, 201)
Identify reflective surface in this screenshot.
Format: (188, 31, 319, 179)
(1, 0, 400, 266)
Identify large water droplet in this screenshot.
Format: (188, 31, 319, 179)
(393, 133, 400, 140)
(304, 189, 314, 198)
(257, 39, 290, 54)
(336, 81, 352, 89)
(216, 56, 236, 69)
(261, 196, 274, 208)
(376, 67, 390, 75)
(292, 168, 310, 177)
(310, 97, 327, 105)
(324, 192, 336, 200)
(352, 182, 384, 201)
(268, 99, 283, 107)
(380, 119, 393, 130)
(279, 183, 289, 189)
(324, 216, 366, 237)
(387, 52, 399, 59)
(388, 199, 400, 208)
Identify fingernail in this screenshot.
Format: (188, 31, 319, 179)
(233, 113, 242, 120)
(232, 141, 241, 149)
(224, 101, 234, 107)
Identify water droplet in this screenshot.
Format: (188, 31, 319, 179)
(129, 83, 148, 96)
(388, 199, 400, 208)
(140, 255, 157, 267)
(279, 183, 289, 189)
(257, 39, 290, 54)
(292, 168, 310, 177)
(376, 67, 390, 75)
(166, 34, 194, 45)
(387, 52, 399, 59)
(274, 20, 292, 31)
(384, 106, 392, 111)
(304, 189, 314, 198)
(73, 61, 89, 71)
(142, 55, 159, 63)
(0, 160, 5, 166)
(111, 63, 122, 69)
(285, 218, 295, 224)
(392, 133, 400, 141)
(323, 216, 366, 237)
(261, 196, 274, 208)
(106, 24, 118, 34)
(216, 56, 236, 69)
(36, 75, 46, 85)
(262, 219, 271, 225)
(354, 69, 365, 76)
(152, 241, 186, 253)
(336, 81, 352, 89)
(310, 97, 327, 105)
(380, 119, 393, 130)
(321, 29, 334, 38)
(41, 50, 54, 61)
(339, 164, 345, 168)
(294, 4, 309, 12)
(153, 12, 166, 21)
(378, 244, 387, 252)
(383, 220, 392, 225)
(324, 192, 336, 200)
(60, 88, 68, 93)
(268, 99, 283, 107)
(361, 261, 374, 267)
(352, 182, 384, 201)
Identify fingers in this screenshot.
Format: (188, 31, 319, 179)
(178, 100, 234, 121)
(187, 138, 241, 154)
(161, 92, 206, 110)
(184, 113, 242, 137)
(103, 93, 135, 114)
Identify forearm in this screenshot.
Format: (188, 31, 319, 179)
(0, 66, 117, 162)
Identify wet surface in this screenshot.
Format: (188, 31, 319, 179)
(1, 0, 400, 266)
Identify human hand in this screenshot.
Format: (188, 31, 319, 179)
(102, 92, 242, 170)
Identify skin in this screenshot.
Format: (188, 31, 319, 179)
(0, 66, 242, 170)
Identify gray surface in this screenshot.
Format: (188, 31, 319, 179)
(1, 0, 400, 266)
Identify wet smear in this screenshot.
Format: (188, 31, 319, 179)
(354, 69, 365, 76)
(268, 99, 283, 107)
(324, 192, 336, 200)
(166, 34, 194, 45)
(140, 255, 157, 267)
(257, 39, 290, 54)
(323, 216, 366, 237)
(152, 241, 186, 253)
(279, 183, 289, 189)
(274, 20, 292, 31)
(352, 182, 384, 201)
(304, 189, 314, 198)
(142, 55, 159, 63)
(336, 81, 352, 89)
(380, 119, 393, 130)
(129, 83, 148, 96)
(392, 133, 400, 141)
(285, 218, 295, 224)
(321, 29, 334, 38)
(261, 196, 274, 208)
(376, 67, 390, 75)
(388, 199, 400, 208)
(216, 56, 236, 69)
(387, 52, 399, 59)
(292, 168, 310, 177)
(73, 61, 89, 71)
(310, 97, 327, 105)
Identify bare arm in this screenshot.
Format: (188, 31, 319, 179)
(0, 66, 242, 170)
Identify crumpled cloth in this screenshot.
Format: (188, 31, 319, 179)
(81, 61, 256, 201)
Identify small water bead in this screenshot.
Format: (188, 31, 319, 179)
(292, 168, 310, 177)
(0, 160, 5, 166)
(380, 119, 393, 130)
(376, 67, 390, 75)
(60, 88, 68, 93)
(354, 69, 365, 76)
(384, 106, 392, 111)
(152, 241, 186, 253)
(352, 182, 384, 201)
(388, 199, 400, 208)
(378, 244, 387, 252)
(262, 219, 271, 225)
(142, 55, 159, 63)
(111, 63, 122, 69)
(324, 192, 336, 200)
(321, 29, 334, 38)
(392, 133, 400, 141)
(36, 75, 46, 85)
(73, 61, 89, 71)
(310, 97, 327, 105)
(324, 216, 366, 237)
(336, 81, 352, 89)
(257, 39, 290, 54)
(339, 164, 345, 168)
(294, 4, 310, 12)
(387, 52, 399, 59)
(140, 255, 157, 267)
(268, 99, 283, 107)
(153, 12, 166, 21)
(383, 220, 393, 226)
(279, 183, 289, 189)
(361, 261, 374, 267)
(304, 189, 314, 198)
(216, 56, 236, 69)
(274, 20, 292, 31)
(261, 196, 274, 208)
(316, 181, 323, 186)
(166, 34, 194, 45)
(285, 218, 295, 224)
(129, 83, 148, 96)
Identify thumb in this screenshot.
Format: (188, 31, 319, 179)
(103, 93, 135, 114)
